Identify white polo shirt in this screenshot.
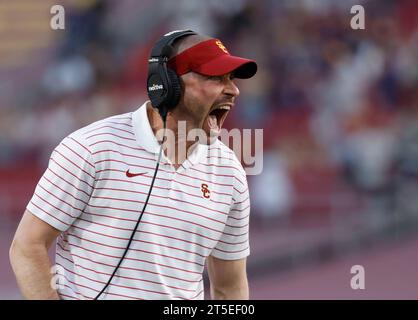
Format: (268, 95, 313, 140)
(27, 101, 250, 300)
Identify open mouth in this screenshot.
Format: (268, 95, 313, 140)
(206, 105, 231, 134)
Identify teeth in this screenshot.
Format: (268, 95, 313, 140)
(217, 105, 230, 110)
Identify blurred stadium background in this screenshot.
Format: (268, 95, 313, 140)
(1, 0, 418, 299)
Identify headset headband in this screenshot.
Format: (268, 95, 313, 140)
(149, 30, 197, 63)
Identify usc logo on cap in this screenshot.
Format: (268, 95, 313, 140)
(215, 40, 229, 54)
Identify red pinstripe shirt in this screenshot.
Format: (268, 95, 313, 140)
(27, 102, 250, 300)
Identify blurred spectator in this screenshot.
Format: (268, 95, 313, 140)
(42, 55, 95, 96)
(251, 149, 294, 224)
(59, 0, 108, 57)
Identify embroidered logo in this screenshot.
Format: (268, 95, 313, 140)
(126, 169, 147, 178)
(201, 183, 210, 199)
(215, 40, 228, 54)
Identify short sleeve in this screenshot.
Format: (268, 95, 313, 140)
(211, 173, 250, 260)
(26, 133, 96, 231)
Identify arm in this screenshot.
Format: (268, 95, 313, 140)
(207, 256, 249, 300)
(9, 209, 62, 300)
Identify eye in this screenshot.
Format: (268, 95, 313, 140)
(207, 74, 236, 82)
(207, 75, 224, 81)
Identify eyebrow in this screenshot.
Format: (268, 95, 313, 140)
(207, 73, 235, 80)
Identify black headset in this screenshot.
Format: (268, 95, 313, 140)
(93, 30, 196, 300)
(147, 29, 197, 121)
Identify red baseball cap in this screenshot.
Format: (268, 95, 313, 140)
(168, 39, 257, 79)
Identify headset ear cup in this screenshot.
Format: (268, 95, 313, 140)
(166, 68, 182, 110)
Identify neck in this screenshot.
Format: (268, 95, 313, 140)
(146, 101, 197, 168)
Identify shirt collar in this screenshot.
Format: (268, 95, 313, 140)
(131, 101, 208, 167)
(132, 101, 161, 154)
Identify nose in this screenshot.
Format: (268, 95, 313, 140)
(224, 77, 240, 98)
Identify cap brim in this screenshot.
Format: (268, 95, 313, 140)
(195, 55, 257, 79)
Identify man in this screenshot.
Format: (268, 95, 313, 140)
(9, 30, 257, 300)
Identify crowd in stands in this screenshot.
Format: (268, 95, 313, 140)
(1, 0, 418, 221)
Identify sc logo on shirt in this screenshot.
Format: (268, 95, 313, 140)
(201, 183, 210, 199)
